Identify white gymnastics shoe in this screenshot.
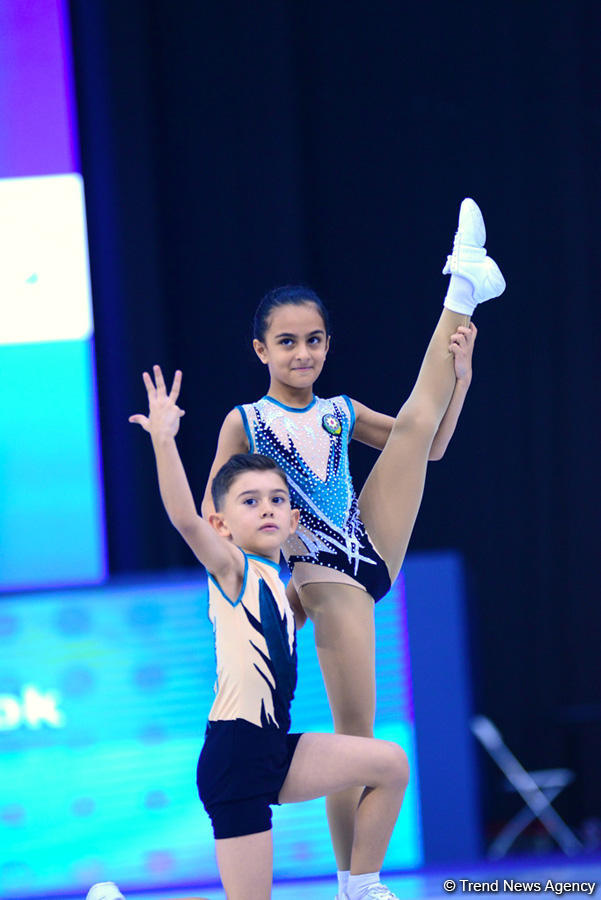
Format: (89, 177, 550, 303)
(355, 884, 400, 899)
(85, 884, 125, 900)
(443, 197, 506, 308)
(452, 196, 487, 248)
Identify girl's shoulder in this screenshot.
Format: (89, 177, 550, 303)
(316, 395, 355, 436)
(317, 394, 355, 415)
(239, 395, 354, 425)
(317, 393, 352, 405)
(237, 396, 266, 412)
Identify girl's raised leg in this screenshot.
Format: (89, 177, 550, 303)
(360, 307, 469, 582)
(215, 830, 273, 900)
(300, 582, 377, 871)
(360, 198, 505, 581)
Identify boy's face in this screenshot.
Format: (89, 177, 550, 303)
(211, 470, 299, 560)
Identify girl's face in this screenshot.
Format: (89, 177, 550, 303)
(253, 302, 330, 391)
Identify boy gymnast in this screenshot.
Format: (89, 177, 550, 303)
(107, 365, 409, 900)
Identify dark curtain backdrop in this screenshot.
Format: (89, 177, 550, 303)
(69, 0, 601, 840)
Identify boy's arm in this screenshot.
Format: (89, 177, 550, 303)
(351, 323, 476, 460)
(129, 366, 242, 581)
(201, 408, 249, 519)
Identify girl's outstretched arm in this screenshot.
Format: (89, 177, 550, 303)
(201, 408, 249, 518)
(130, 366, 242, 581)
(428, 323, 476, 460)
(350, 323, 476, 460)
(350, 402, 395, 450)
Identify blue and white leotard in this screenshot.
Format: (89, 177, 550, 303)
(237, 395, 391, 602)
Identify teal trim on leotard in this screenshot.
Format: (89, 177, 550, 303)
(341, 394, 355, 441)
(245, 553, 281, 570)
(207, 552, 249, 607)
(236, 405, 254, 452)
(263, 395, 317, 413)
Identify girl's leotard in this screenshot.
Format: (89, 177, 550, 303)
(237, 395, 391, 602)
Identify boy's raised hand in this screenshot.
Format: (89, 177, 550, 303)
(449, 323, 477, 383)
(129, 365, 185, 437)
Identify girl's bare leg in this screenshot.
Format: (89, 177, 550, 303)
(215, 829, 273, 900)
(279, 732, 409, 875)
(360, 308, 469, 582)
(300, 582, 376, 870)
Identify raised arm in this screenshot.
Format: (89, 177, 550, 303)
(350, 323, 476, 460)
(201, 407, 249, 518)
(428, 323, 475, 460)
(349, 402, 395, 450)
(129, 365, 242, 580)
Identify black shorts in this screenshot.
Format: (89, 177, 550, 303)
(196, 718, 302, 839)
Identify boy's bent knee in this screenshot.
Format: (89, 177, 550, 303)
(379, 741, 410, 788)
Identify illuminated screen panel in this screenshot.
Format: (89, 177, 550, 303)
(0, 1, 106, 589)
(0, 573, 421, 898)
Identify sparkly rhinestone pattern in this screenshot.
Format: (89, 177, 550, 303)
(239, 396, 377, 577)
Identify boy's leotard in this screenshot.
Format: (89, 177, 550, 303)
(238, 395, 391, 602)
(196, 550, 302, 839)
(207, 551, 297, 730)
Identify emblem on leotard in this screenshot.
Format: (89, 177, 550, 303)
(322, 413, 342, 436)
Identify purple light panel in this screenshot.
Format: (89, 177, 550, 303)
(0, 0, 78, 178)
(0, 0, 106, 589)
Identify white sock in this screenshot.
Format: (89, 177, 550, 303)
(347, 871, 380, 899)
(337, 869, 350, 897)
(443, 273, 476, 316)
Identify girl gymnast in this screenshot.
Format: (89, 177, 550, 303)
(202, 198, 505, 899)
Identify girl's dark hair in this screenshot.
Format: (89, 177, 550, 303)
(253, 284, 331, 342)
(211, 453, 289, 511)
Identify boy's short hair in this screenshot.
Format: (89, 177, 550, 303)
(211, 453, 289, 511)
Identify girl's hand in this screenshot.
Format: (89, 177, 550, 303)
(449, 323, 477, 383)
(129, 365, 185, 438)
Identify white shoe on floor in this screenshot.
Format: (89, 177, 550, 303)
(357, 884, 400, 899)
(85, 883, 125, 900)
(443, 197, 506, 303)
